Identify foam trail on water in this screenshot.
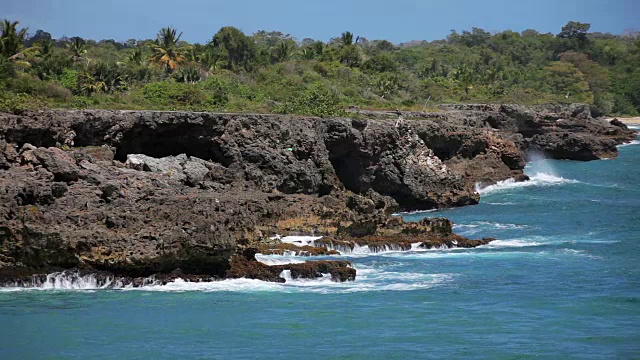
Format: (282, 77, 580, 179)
(479, 239, 544, 248)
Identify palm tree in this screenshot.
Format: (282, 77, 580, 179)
(0, 20, 28, 58)
(298, 47, 316, 60)
(150, 27, 185, 73)
(312, 41, 324, 56)
(198, 48, 218, 72)
(80, 61, 127, 95)
(67, 37, 87, 62)
(184, 43, 204, 63)
(127, 46, 144, 66)
(173, 67, 201, 83)
(340, 31, 354, 47)
(273, 41, 293, 62)
(35, 39, 54, 60)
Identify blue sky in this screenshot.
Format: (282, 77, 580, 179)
(3, 0, 638, 43)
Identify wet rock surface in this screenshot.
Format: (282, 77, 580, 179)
(0, 105, 634, 284)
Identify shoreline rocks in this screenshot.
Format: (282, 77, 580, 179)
(0, 105, 635, 285)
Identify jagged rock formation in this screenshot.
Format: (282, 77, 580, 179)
(0, 105, 635, 284)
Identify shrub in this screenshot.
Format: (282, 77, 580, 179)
(362, 53, 398, 73)
(79, 62, 127, 95)
(199, 77, 230, 105)
(275, 82, 344, 117)
(0, 93, 46, 114)
(591, 92, 614, 116)
(70, 95, 95, 109)
(7, 73, 45, 94)
(142, 81, 222, 109)
(0, 57, 15, 84)
(126, 65, 157, 83)
(174, 67, 202, 84)
(31, 52, 73, 81)
(42, 82, 73, 100)
(6, 73, 71, 100)
(57, 69, 79, 92)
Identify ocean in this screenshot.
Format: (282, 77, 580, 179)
(1, 130, 639, 359)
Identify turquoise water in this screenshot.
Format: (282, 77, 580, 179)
(1, 134, 639, 359)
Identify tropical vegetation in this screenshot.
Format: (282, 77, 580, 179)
(1, 20, 639, 116)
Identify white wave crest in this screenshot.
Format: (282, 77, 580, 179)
(475, 172, 579, 195)
(455, 222, 528, 230)
(392, 209, 438, 216)
(1, 266, 454, 294)
(270, 235, 323, 247)
(478, 239, 543, 248)
(326, 243, 409, 255)
(324, 241, 454, 256)
(0, 272, 133, 291)
(255, 253, 306, 265)
(618, 140, 640, 148)
(124, 266, 452, 293)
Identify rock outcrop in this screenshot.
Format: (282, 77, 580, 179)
(0, 105, 635, 285)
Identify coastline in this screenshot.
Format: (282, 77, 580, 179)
(0, 105, 636, 286)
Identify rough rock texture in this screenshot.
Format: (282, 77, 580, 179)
(227, 252, 356, 283)
(0, 105, 634, 284)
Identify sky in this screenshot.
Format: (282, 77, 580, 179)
(2, 0, 638, 44)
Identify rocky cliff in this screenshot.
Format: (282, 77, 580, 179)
(0, 104, 635, 285)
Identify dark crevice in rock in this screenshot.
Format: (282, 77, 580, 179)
(328, 151, 364, 193)
(114, 124, 230, 166)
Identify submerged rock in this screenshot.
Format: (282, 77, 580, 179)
(227, 256, 355, 283)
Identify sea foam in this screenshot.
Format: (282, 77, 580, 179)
(270, 235, 323, 247)
(0, 266, 454, 294)
(254, 253, 307, 265)
(475, 172, 579, 195)
(618, 140, 640, 148)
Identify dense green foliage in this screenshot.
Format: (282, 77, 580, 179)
(1, 20, 639, 116)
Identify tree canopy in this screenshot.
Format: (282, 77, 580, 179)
(1, 20, 639, 116)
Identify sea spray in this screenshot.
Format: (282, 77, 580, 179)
(475, 173, 579, 195)
(271, 235, 324, 247)
(4, 271, 119, 290)
(255, 254, 306, 265)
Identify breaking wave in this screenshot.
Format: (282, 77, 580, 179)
(323, 242, 430, 256)
(392, 209, 438, 216)
(0, 266, 454, 294)
(255, 253, 307, 265)
(269, 235, 454, 256)
(455, 221, 528, 230)
(0, 271, 153, 291)
(618, 140, 640, 148)
(270, 235, 323, 247)
(478, 239, 544, 248)
(475, 172, 579, 195)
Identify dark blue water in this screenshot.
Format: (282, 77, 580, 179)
(1, 134, 639, 359)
